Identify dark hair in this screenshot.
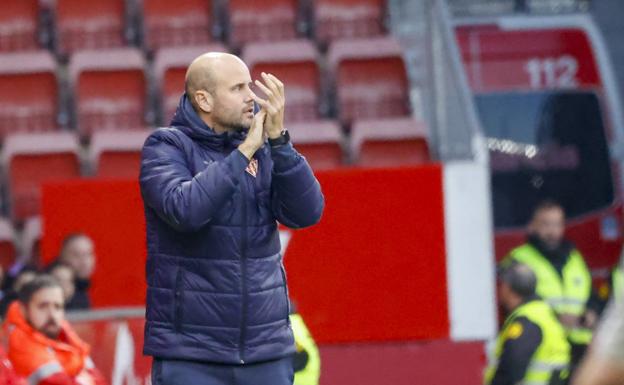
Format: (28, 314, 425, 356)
(531, 199, 565, 219)
(18, 275, 62, 305)
(499, 262, 537, 299)
(59, 233, 89, 259)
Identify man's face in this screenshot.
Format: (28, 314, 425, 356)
(24, 287, 65, 339)
(63, 236, 95, 280)
(51, 266, 75, 301)
(529, 207, 565, 250)
(210, 61, 255, 132)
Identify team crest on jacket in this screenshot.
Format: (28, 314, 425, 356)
(246, 158, 258, 177)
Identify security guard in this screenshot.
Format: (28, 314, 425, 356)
(290, 303, 320, 385)
(486, 262, 570, 385)
(501, 200, 598, 370)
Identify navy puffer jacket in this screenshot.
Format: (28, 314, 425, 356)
(139, 95, 324, 364)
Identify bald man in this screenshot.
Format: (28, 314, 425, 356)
(139, 53, 324, 384)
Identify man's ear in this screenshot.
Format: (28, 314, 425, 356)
(195, 90, 213, 113)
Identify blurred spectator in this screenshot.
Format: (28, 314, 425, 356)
(0, 268, 37, 318)
(290, 303, 320, 385)
(485, 262, 570, 385)
(501, 200, 598, 371)
(52, 234, 96, 310)
(4, 275, 106, 385)
(571, 296, 624, 385)
(48, 264, 76, 310)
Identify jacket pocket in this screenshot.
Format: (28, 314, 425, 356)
(279, 262, 291, 325)
(173, 266, 185, 332)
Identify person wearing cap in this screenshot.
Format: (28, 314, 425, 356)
(485, 262, 570, 385)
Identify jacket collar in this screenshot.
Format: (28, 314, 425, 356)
(170, 94, 246, 150)
(4, 301, 90, 355)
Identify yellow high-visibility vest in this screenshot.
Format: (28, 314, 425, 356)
(505, 244, 593, 345)
(290, 313, 320, 385)
(485, 300, 570, 385)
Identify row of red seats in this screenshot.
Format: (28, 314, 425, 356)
(0, 37, 412, 140)
(2, 118, 429, 222)
(0, 0, 386, 54)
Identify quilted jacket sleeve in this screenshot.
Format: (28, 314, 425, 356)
(140, 130, 250, 232)
(270, 142, 324, 229)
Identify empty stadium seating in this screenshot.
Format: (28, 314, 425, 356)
(154, 44, 228, 124)
(89, 129, 151, 178)
(0, 0, 41, 52)
(0, 51, 59, 140)
(314, 0, 385, 45)
(328, 36, 410, 126)
(2, 132, 81, 221)
(54, 0, 129, 55)
(0, 218, 16, 270)
(289, 121, 344, 170)
(228, 0, 298, 47)
(69, 48, 148, 137)
(243, 40, 322, 123)
(141, 0, 214, 51)
(350, 117, 430, 167)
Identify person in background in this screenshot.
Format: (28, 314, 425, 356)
(290, 302, 320, 385)
(571, 296, 624, 385)
(0, 268, 37, 318)
(53, 234, 96, 310)
(501, 200, 598, 372)
(485, 262, 570, 385)
(4, 275, 106, 385)
(49, 264, 76, 310)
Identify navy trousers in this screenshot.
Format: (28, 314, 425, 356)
(151, 356, 294, 385)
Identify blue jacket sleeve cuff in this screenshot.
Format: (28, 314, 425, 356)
(270, 142, 300, 172)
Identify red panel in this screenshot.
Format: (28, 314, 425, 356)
(41, 165, 449, 342)
(228, 0, 297, 46)
(0, 73, 58, 137)
(77, 70, 146, 136)
(56, 0, 125, 53)
(337, 58, 409, 124)
(0, 0, 39, 51)
(41, 180, 147, 307)
(456, 28, 601, 91)
(10, 154, 80, 221)
(143, 0, 212, 50)
(251, 62, 320, 122)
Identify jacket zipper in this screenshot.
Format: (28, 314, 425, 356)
(239, 177, 249, 364)
(174, 266, 183, 332)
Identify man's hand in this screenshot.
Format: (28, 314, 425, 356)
(559, 314, 581, 329)
(251, 72, 285, 139)
(238, 109, 267, 160)
(584, 309, 599, 329)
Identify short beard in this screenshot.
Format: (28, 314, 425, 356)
(214, 116, 250, 133)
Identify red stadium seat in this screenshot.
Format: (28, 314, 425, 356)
(21, 216, 40, 265)
(243, 40, 322, 123)
(142, 0, 214, 51)
(89, 129, 151, 179)
(69, 48, 147, 138)
(54, 0, 127, 55)
(314, 0, 385, 45)
(289, 120, 344, 170)
(2, 132, 81, 221)
(328, 37, 410, 125)
(0, 0, 40, 51)
(228, 0, 298, 47)
(154, 44, 228, 124)
(0, 218, 17, 271)
(0, 51, 59, 140)
(350, 117, 430, 167)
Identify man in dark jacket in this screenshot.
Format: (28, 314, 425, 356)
(139, 52, 324, 385)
